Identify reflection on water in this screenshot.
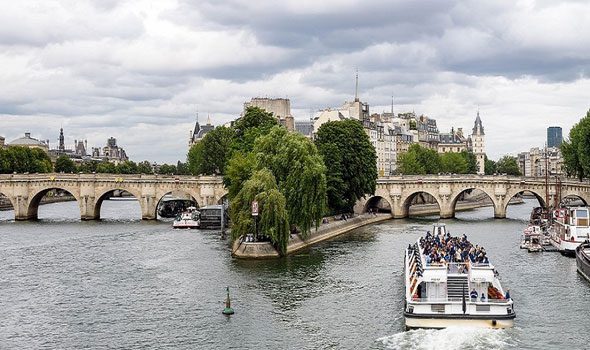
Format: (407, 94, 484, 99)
(0, 199, 588, 349)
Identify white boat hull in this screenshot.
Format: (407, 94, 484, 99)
(405, 315, 514, 329)
(550, 236, 583, 255)
(172, 220, 200, 229)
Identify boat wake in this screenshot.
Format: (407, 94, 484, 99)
(377, 327, 513, 350)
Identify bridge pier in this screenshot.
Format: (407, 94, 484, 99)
(494, 204, 507, 219)
(13, 195, 35, 221)
(141, 195, 157, 220)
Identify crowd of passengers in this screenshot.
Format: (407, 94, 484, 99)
(420, 230, 490, 265)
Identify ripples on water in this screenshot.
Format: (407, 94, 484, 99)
(0, 199, 589, 349)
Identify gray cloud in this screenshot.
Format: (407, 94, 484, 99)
(1, 0, 590, 162)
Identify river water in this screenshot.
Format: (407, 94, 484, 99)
(0, 199, 588, 350)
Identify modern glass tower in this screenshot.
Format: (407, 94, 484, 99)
(547, 126, 562, 148)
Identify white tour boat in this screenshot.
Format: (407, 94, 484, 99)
(404, 223, 515, 329)
(549, 207, 590, 256)
(172, 206, 200, 229)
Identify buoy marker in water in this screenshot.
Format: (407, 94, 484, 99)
(222, 286, 234, 315)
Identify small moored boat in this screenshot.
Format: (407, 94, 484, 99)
(172, 207, 200, 229)
(576, 241, 590, 283)
(404, 223, 515, 329)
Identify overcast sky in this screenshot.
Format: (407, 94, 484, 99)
(1, 0, 589, 163)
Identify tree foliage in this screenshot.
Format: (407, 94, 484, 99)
(187, 126, 234, 175)
(254, 126, 327, 236)
(561, 109, 590, 180)
(232, 106, 278, 153)
(484, 155, 497, 175)
(0, 146, 52, 173)
(315, 119, 377, 213)
(230, 169, 290, 254)
(440, 152, 468, 174)
(226, 126, 327, 251)
(495, 155, 521, 176)
(55, 155, 77, 173)
(397, 144, 480, 175)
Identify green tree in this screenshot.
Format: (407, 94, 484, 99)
(137, 161, 153, 174)
(187, 126, 234, 175)
(460, 150, 478, 174)
(230, 169, 290, 254)
(176, 161, 189, 175)
(78, 160, 99, 173)
(495, 155, 521, 176)
(96, 162, 116, 173)
(55, 155, 77, 173)
(397, 151, 425, 174)
(484, 155, 497, 175)
(115, 161, 138, 174)
(315, 119, 377, 213)
(157, 164, 177, 175)
(561, 110, 590, 180)
(0, 147, 52, 173)
(440, 152, 468, 174)
(397, 144, 440, 174)
(224, 152, 255, 199)
(253, 126, 327, 236)
(232, 106, 278, 153)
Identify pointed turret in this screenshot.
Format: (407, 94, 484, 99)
(472, 111, 485, 135)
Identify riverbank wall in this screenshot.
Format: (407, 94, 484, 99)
(232, 213, 392, 259)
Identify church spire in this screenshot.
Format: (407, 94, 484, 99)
(58, 127, 65, 151)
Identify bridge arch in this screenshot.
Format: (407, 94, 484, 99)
(27, 186, 81, 220)
(503, 188, 547, 218)
(155, 189, 200, 219)
(402, 190, 441, 218)
(364, 195, 393, 214)
(0, 192, 15, 221)
(560, 191, 590, 206)
(449, 187, 497, 219)
(94, 187, 144, 220)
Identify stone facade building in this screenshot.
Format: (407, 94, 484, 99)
(518, 147, 563, 177)
(90, 137, 128, 164)
(244, 97, 295, 131)
(189, 115, 214, 148)
(0, 135, 5, 148)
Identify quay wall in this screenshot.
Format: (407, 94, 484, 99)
(232, 213, 392, 259)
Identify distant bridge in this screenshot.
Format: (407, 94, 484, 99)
(355, 175, 590, 219)
(0, 173, 226, 220)
(1, 173, 589, 221)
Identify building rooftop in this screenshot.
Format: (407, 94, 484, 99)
(8, 133, 48, 147)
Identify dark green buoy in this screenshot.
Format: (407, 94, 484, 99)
(222, 287, 234, 315)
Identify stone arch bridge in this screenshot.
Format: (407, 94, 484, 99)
(355, 175, 590, 219)
(0, 173, 227, 220)
(2, 173, 590, 221)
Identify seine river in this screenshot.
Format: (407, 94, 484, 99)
(0, 198, 588, 350)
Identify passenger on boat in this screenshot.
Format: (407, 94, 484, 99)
(470, 289, 478, 301)
(505, 289, 511, 300)
(480, 293, 486, 302)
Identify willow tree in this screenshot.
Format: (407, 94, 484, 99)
(253, 126, 327, 237)
(230, 169, 289, 254)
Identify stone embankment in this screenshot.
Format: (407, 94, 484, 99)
(232, 213, 392, 259)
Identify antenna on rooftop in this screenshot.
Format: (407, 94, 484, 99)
(354, 68, 359, 102)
